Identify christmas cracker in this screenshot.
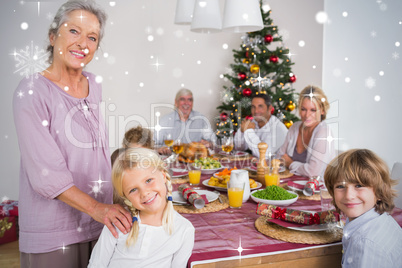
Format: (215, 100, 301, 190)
(178, 183, 205, 209)
(256, 203, 339, 225)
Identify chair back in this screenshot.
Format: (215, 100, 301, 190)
(391, 162, 402, 209)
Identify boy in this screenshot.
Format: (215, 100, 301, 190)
(324, 149, 402, 267)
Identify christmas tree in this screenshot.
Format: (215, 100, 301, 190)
(216, 1, 299, 138)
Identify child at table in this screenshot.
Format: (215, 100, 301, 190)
(324, 149, 402, 267)
(89, 148, 195, 267)
(111, 125, 154, 166)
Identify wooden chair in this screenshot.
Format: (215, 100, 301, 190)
(391, 162, 402, 209)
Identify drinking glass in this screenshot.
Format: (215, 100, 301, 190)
(164, 133, 174, 150)
(221, 135, 234, 155)
(188, 169, 201, 187)
(320, 188, 335, 211)
(172, 139, 183, 155)
(264, 168, 279, 187)
(227, 180, 244, 208)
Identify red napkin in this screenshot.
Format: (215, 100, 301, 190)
(200, 194, 209, 204)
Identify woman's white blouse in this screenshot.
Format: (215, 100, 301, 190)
(276, 121, 336, 177)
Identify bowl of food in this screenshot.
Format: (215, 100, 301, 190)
(192, 157, 225, 174)
(250, 185, 298, 206)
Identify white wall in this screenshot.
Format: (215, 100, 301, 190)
(323, 0, 402, 172)
(0, 0, 323, 200)
(323, 0, 402, 207)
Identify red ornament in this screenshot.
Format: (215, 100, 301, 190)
(238, 72, 247, 80)
(245, 51, 250, 58)
(245, 115, 253, 120)
(264, 34, 273, 43)
(269, 55, 279, 63)
(242, 88, 252, 97)
(220, 112, 228, 122)
(270, 106, 275, 114)
(289, 75, 297, 83)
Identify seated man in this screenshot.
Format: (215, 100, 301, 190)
(155, 88, 215, 154)
(234, 94, 288, 158)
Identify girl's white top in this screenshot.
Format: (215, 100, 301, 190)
(88, 211, 195, 268)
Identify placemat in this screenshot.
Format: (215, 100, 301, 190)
(255, 216, 342, 244)
(174, 195, 229, 214)
(171, 176, 189, 184)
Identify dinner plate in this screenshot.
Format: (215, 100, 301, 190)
(170, 168, 188, 178)
(217, 151, 249, 157)
(286, 223, 331, 232)
(202, 179, 262, 191)
(287, 180, 323, 194)
(250, 190, 298, 206)
(172, 190, 219, 204)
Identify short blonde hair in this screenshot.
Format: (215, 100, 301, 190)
(112, 148, 174, 247)
(175, 88, 193, 103)
(122, 125, 154, 149)
(298, 85, 330, 121)
(324, 149, 397, 214)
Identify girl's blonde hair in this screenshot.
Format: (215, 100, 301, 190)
(112, 148, 174, 247)
(324, 149, 397, 214)
(298, 85, 330, 121)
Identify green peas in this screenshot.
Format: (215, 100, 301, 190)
(252, 185, 297, 200)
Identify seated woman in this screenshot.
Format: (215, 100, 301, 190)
(276, 85, 336, 177)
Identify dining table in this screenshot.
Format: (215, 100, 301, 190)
(170, 155, 402, 268)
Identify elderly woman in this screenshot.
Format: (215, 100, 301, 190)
(13, 1, 131, 267)
(276, 86, 336, 177)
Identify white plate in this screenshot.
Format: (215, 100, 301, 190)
(250, 189, 298, 206)
(202, 179, 262, 191)
(286, 223, 330, 232)
(287, 180, 322, 194)
(172, 190, 219, 204)
(217, 151, 249, 157)
(171, 168, 187, 173)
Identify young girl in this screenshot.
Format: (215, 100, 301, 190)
(89, 148, 195, 267)
(324, 149, 402, 267)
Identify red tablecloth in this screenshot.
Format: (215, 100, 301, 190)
(171, 161, 402, 268)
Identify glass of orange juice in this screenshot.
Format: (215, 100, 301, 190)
(227, 180, 245, 208)
(188, 169, 201, 187)
(265, 168, 280, 187)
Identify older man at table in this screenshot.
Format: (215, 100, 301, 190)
(156, 88, 215, 154)
(234, 94, 288, 158)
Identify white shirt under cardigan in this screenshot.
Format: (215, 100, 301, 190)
(342, 208, 402, 268)
(276, 121, 335, 177)
(234, 116, 288, 157)
(88, 211, 195, 268)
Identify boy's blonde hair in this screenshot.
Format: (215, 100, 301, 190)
(112, 148, 174, 247)
(122, 125, 154, 149)
(298, 85, 330, 121)
(324, 149, 397, 214)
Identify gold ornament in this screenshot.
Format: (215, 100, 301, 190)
(242, 58, 250, 64)
(0, 217, 13, 238)
(284, 120, 293, 129)
(250, 64, 260, 74)
(286, 101, 296, 111)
